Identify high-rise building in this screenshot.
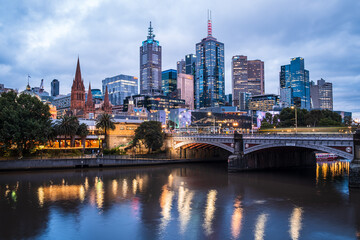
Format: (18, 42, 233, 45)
(310, 78, 333, 110)
(239, 92, 252, 111)
(177, 59, 185, 74)
(102, 74, 138, 106)
(51, 79, 59, 97)
(195, 12, 225, 108)
(140, 22, 162, 96)
(248, 94, 279, 112)
(232, 55, 264, 107)
(70, 57, 85, 115)
(177, 73, 194, 110)
(162, 69, 177, 96)
(185, 54, 197, 75)
(280, 57, 310, 110)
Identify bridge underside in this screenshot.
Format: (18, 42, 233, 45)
(229, 147, 316, 171)
(171, 143, 232, 161)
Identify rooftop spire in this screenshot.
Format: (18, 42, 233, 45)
(147, 21, 155, 39)
(207, 10, 212, 36)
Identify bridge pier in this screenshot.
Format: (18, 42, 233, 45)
(350, 131, 360, 188)
(228, 133, 244, 172)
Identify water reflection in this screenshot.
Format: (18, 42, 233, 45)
(254, 213, 268, 240)
(289, 207, 303, 240)
(0, 162, 357, 240)
(178, 185, 194, 234)
(203, 189, 217, 236)
(231, 197, 243, 239)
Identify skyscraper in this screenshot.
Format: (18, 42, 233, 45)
(161, 69, 177, 96)
(232, 55, 264, 107)
(140, 22, 162, 96)
(195, 12, 225, 108)
(177, 59, 185, 74)
(177, 73, 194, 110)
(51, 79, 59, 97)
(280, 57, 310, 110)
(102, 74, 138, 106)
(310, 78, 333, 110)
(185, 54, 196, 75)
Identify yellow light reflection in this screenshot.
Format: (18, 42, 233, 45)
(316, 161, 350, 182)
(159, 184, 174, 231)
(289, 207, 303, 240)
(178, 185, 194, 234)
(95, 177, 104, 209)
(122, 179, 128, 197)
(203, 189, 217, 236)
(84, 177, 89, 191)
(255, 213, 268, 240)
(38, 187, 44, 207)
(112, 180, 118, 196)
(37, 185, 86, 203)
(231, 197, 243, 239)
(168, 174, 173, 187)
(132, 179, 138, 195)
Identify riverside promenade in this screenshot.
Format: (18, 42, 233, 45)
(0, 155, 204, 171)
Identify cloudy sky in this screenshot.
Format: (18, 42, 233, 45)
(0, 0, 359, 116)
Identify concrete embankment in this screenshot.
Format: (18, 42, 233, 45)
(0, 156, 206, 171)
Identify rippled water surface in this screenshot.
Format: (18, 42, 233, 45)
(1, 161, 359, 240)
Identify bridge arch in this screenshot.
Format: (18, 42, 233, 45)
(173, 141, 234, 153)
(244, 143, 353, 160)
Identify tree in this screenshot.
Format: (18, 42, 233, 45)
(56, 115, 79, 147)
(132, 121, 164, 153)
(0, 92, 52, 157)
(77, 123, 89, 152)
(96, 113, 115, 149)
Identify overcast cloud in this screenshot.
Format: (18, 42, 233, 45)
(0, 0, 359, 116)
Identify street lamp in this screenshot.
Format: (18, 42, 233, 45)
(291, 106, 298, 133)
(207, 112, 216, 134)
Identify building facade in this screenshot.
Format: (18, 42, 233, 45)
(177, 73, 194, 110)
(195, 15, 225, 108)
(102, 74, 138, 106)
(140, 22, 162, 96)
(161, 69, 177, 96)
(280, 57, 310, 110)
(248, 94, 279, 112)
(232, 55, 264, 107)
(177, 59, 186, 74)
(239, 92, 252, 111)
(310, 78, 333, 110)
(51, 79, 59, 97)
(123, 94, 185, 112)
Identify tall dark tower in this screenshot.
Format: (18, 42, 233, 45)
(195, 11, 225, 108)
(51, 79, 59, 97)
(140, 22, 162, 95)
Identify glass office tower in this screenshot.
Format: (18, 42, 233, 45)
(162, 69, 177, 96)
(102, 74, 138, 106)
(280, 57, 310, 110)
(195, 14, 225, 108)
(140, 22, 162, 95)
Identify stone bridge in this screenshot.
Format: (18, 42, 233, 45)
(168, 132, 360, 187)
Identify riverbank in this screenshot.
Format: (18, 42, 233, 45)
(0, 155, 215, 171)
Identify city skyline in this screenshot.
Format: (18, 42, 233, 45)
(0, 1, 359, 116)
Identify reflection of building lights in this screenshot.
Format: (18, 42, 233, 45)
(122, 179, 128, 197)
(168, 174, 173, 187)
(112, 180, 118, 196)
(84, 177, 89, 191)
(38, 187, 44, 207)
(231, 198, 243, 239)
(178, 186, 194, 234)
(132, 179, 138, 195)
(203, 189, 217, 236)
(289, 207, 303, 240)
(159, 185, 174, 232)
(95, 177, 104, 209)
(255, 213, 268, 240)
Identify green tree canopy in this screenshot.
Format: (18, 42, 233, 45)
(56, 115, 79, 147)
(0, 91, 52, 156)
(132, 121, 164, 153)
(96, 113, 115, 149)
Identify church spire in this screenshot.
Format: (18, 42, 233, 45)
(70, 57, 85, 115)
(102, 86, 112, 114)
(86, 83, 93, 106)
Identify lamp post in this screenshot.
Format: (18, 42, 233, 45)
(291, 106, 298, 133)
(207, 112, 215, 134)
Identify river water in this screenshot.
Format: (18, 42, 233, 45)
(0, 161, 359, 240)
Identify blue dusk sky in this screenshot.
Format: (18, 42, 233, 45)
(0, 0, 359, 117)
